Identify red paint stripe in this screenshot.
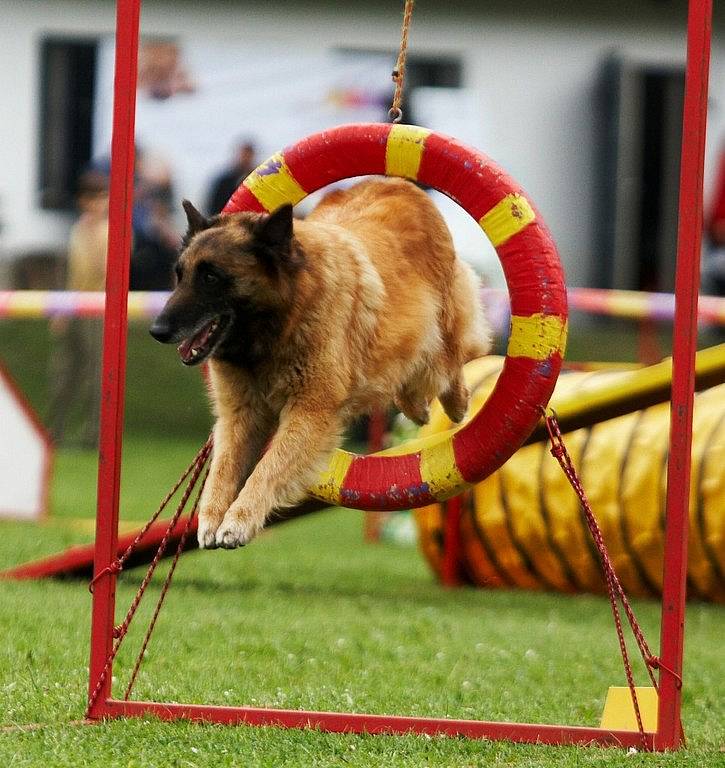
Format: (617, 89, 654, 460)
(222, 185, 266, 214)
(453, 354, 562, 483)
(340, 452, 432, 511)
(223, 124, 391, 214)
(418, 133, 566, 320)
(498, 223, 567, 318)
(418, 133, 522, 220)
(283, 123, 390, 192)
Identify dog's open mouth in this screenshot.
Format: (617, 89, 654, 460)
(177, 316, 227, 366)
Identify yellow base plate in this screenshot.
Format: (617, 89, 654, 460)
(600, 686, 658, 732)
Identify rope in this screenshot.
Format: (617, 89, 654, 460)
(542, 411, 671, 751)
(86, 438, 212, 717)
(389, 0, 415, 123)
(88, 435, 213, 594)
(123, 466, 209, 700)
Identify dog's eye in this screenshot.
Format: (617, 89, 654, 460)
(197, 261, 226, 286)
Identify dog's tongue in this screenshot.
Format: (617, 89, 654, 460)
(177, 321, 214, 363)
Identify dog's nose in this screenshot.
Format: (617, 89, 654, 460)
(149, 318, 172, 343)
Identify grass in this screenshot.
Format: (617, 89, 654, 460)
(0, 319, 722, 765)
(0, 319, 211, 440)
(1, 439, 724, 766)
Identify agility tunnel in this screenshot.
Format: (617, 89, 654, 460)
(414, 353, 725, 603)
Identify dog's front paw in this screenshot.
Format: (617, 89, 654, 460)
(214, 508, 264, 549)
(197, 510, 224, 549)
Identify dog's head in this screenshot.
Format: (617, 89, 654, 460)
(149, 200, 302, 366)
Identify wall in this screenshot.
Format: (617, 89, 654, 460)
(0, 0, 723, 287)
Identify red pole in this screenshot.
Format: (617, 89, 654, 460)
(87, 0, 141, 717)
(657, 0, 712, 750)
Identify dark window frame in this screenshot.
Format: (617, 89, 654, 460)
(38, 36, 98, 211)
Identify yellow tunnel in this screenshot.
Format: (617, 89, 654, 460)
(414, 357, 725, 602)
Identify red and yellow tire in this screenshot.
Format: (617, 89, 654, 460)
(224, 123, 568, 510)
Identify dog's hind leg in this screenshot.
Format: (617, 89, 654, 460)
(438, 371, 470, 423)
(394, 387, 431, 426)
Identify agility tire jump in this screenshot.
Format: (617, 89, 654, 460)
(224, 123, 568, 510)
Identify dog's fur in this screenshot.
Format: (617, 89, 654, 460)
(150, 177, 490, 549)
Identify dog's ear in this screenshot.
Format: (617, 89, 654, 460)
(256, 203, 293, 249)
(253, 204, 303, 272)
(182, 199, 211, 238)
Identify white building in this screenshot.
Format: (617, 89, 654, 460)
(1, 0, 723, 290)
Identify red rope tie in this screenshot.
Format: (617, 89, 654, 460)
(88, 560, 123, 594)
(549, 443, 565, 460)
(647, 656, 684, 689)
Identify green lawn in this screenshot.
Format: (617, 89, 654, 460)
(0, 319, 722, 766)
(0, 319, 211, 440)
(0, 438, 723, 767)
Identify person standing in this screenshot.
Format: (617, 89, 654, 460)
(205, 140, 257, 215)
(130, 148, 181, 290)
(48, 171, 109, 447)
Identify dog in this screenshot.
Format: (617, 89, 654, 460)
(150, 177, 491, 549)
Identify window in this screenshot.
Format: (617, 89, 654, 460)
(38, 38, 98, 210)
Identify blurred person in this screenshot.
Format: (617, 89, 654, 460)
(205, 140, 257, 215)
(47, 170, 109, 447)
(130, 149, 181, 290)
(138, 39, 195, 101)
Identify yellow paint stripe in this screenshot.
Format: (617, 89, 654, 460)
(479, 194, 536, 247)
(376, 429, 455, 457)
(7, 293, 47, 318)
(385, 125, 431, 180)
(243, 153, 307, 212)
(420, 438, 466, 501)
(309, 451, 355, 504)
(507, 314, 568, 360)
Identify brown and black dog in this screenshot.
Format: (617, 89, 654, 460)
(150, 178, 490, 549)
